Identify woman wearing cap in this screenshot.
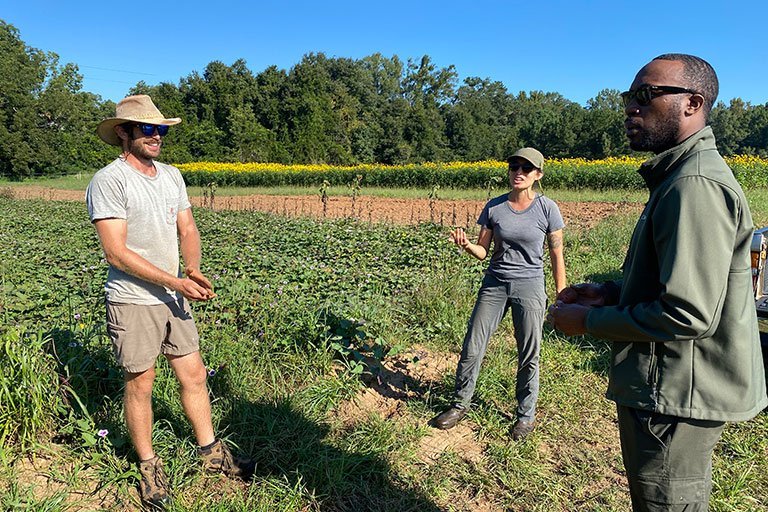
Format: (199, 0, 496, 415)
(431, 147, 566, 441)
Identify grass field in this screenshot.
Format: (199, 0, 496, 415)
(0, 192, 766, 511)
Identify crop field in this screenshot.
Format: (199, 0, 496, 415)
(1, 195, 767, 511)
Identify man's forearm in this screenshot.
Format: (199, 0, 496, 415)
(107, 247, 181, 290)
(179, 230, 203, 271)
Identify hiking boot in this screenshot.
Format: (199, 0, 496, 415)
(198, 439, 255, 480)
(431, 406, 467, 430)
(511, 420, 535, 441)
(138, 456, 172, 511)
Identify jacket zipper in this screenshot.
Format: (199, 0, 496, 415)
(648, 342, 659, 407)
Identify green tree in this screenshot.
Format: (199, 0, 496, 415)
(402, 55, 457, 161)
(445, 77, 512, 161)
(0, 20, 105, 178)
(710, 99, 768, 156)
(583, 89, 627, 157)
(508, 91, 580, 158)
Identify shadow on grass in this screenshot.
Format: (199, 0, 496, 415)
(212, 367, 442, 512)
(45, 325, 442, 509)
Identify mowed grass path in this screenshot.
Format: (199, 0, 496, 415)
(0, 195, 766, 511)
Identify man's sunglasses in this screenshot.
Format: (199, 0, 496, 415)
(509, 163, 537, 173)
(620, 84, 699, 107)
(132, 123, 170, 137)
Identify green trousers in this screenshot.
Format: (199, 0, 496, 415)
(616, 405, 725, 512)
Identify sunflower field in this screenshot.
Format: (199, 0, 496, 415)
(176, 156, 768, 190)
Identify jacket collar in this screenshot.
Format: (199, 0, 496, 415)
(638, 126, 717, 191)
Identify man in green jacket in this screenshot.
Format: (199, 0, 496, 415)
(549, 53, 767, 511)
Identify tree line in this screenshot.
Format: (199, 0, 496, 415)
(2, 19, 767, 180)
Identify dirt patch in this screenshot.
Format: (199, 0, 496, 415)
(417, 422, 485, 464)
(332, 345, 457, 426)
(8, 186, 85, 202)
(332, 345, 487, 465)
(381, 345, 458, 389)
(192, 194, 640, 229)
(7, 187, 641, 227)
(12, 449, 138, 511)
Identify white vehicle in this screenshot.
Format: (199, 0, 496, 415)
(752, 228, 768, 315)
(750, 228, 768, 391)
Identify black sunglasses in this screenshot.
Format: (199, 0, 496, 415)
(620, 84, 699, 107)
(509, 163, 537, 173)
(133, 123, 170, 137)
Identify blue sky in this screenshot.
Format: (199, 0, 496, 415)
(4, 1, 767, 106)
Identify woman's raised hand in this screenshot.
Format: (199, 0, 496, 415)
(450, 227, 470, 248)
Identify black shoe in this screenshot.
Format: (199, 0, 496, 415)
(431, 406, 467, 430)
(511, 420, 535, 441)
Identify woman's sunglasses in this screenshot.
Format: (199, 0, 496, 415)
(509, 164, 537, 173)
(620, 84, 699, 107)
(133, 123, 170, 137)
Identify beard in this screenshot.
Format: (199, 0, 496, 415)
(629, 118, 680, 153)
(127, 135, 162, 160)
(628, 104, 683, 154)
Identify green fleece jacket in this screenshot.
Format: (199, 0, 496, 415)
(586, 127, 768, 421)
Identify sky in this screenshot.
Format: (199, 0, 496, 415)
(3, 1, 767, 107)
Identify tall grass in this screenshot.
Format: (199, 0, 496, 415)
(0, 329, 63, 451)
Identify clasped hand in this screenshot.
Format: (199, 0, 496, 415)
(179, 267, 217, 301)
(547, 283, 605, 336)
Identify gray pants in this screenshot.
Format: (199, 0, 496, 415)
(617, 405, 726, 512)
(454, 274, 547, 420)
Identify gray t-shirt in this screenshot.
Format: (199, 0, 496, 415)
(86, 158, 192, 305)
(478, 193, 565, 281)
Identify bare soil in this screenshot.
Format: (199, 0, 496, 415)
(12, 447, 138, 511)
(6, 187, 642, 227)
(331, 346, 486, 466)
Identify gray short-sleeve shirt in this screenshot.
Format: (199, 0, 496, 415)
(477, 193, 565, 281)
(86, 158, 192, 304)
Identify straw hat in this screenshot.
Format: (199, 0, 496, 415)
(97, 95, 181, 146)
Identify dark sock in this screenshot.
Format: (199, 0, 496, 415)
(198, 439, 218, 451)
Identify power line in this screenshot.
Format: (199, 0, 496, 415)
(79, 65, 156, 76)
(83, 76, 138, 85)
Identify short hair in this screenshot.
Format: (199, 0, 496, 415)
(653, 53, 719, 118)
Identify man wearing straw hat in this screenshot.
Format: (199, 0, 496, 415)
(87, 95, 253, 510)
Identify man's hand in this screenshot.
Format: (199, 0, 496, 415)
(557, 283, 607, 307)
(186, 267, 214, 292)
(547, 301, 590, 336)
(178, 267, 216, 301)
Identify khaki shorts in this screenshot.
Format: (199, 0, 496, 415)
(106, 298, 200, 373)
